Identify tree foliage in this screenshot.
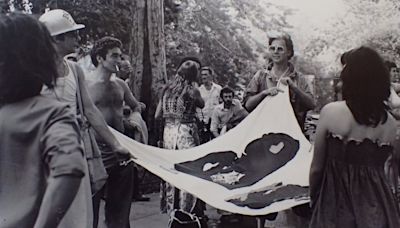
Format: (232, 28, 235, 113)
(13, 0, 400, 109)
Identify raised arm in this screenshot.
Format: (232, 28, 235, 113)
(117, 78, 144, 112)
(244, 70, 282, 112)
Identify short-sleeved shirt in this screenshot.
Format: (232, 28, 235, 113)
(198, 82, 222, 123)
(41, 59, 78, 114)
(244, 63, 314, 129)
(0, 96, 85, 228)
(210, 99, 244, 133)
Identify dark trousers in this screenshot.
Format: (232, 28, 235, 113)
(93, 162, 135, 228)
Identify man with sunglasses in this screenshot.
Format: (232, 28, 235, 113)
(243, 34, 315, 226)
(40, 9, 133, 228)
(244, 34, 315, 131)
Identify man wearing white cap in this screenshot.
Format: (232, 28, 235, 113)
(40, 9, 133, 228)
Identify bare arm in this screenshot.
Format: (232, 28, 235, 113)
(155, 100, 163, 120)
(245, 90, 268, 111)
(117, 78, 144, 112)
(309, 105, 329, 206)
(389, 87, 400, 108)
(33, 176, 81, 228)
(210, 108, 220, 138)
(245, 88, 282, 112)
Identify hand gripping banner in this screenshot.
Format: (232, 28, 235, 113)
(111, 85, 313, 216)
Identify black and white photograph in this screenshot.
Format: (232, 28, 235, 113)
(1, 0, 400, 227)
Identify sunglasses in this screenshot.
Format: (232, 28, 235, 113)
(268, 46, 285, 53)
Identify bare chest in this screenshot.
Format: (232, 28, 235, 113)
(88, 81, 124, 108)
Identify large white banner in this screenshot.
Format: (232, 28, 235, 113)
(112, 85, 313, 216)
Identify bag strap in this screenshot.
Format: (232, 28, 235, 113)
(66, 60, 87, 123)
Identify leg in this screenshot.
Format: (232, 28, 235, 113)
(104, 163, 134, 228)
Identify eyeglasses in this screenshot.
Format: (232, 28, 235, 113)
(268, 46, 285, 53)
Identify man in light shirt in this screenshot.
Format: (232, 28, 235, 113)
(198, 66, 222, 141)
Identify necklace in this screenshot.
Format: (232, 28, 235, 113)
(271, 67, 289, 80)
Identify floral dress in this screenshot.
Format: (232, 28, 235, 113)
(160, 93, 200, 214)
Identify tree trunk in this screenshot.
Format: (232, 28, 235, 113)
(129, 0, 167, 145)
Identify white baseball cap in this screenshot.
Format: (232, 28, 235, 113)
(39, 9, 85, 36)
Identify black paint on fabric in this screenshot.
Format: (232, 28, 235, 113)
(175, 133, 300, 189)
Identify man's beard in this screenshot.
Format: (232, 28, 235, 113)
(224, 101, 232, 107)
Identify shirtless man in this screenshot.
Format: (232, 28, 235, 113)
(88, 36, 143, 228)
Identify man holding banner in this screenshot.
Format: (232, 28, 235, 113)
(111, 34, 314, 228)
(244, 34, 315, 130)
(87, 36, 143, 228)
(244, 34, 315, 226)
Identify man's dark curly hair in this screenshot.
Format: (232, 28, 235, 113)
(90, 36, 122, 67)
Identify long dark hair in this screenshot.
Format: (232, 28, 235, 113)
(0, 13, 58, 105)
(340, 46, 390, 126)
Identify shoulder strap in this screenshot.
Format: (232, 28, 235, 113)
(66, 60, 86, 121)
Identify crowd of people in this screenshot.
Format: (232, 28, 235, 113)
(1, 8, 400, 228)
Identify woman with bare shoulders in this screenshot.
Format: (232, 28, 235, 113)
(310, 46, 400, 227)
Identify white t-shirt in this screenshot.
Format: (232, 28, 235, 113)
(198, 82, 222, 123)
